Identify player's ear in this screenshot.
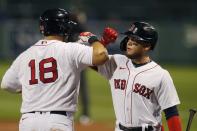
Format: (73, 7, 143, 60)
(143, 44, 151, 51)
(145, 46, 151, 51)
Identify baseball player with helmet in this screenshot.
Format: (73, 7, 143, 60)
(0, 8, 117, 131)
(93, 22, 182, 131)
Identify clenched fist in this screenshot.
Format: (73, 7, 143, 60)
(100, 27, 118, 46)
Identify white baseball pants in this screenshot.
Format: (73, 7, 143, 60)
(19, 111, 74, 131)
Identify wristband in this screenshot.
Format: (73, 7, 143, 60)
(88, 36, 100, 45)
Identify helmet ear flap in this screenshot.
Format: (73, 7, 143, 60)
(120, 37, 129, 51)
(65, 21, 77, 35)
(39, 25, 44, 34)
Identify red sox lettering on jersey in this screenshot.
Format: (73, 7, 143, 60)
(98, 54, 180, 129)
(114, 79, 126, 90)
(114, 79, 153, 99)
(133, 83, 153, 99)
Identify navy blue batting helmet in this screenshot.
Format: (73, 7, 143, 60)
(120, 21, 158, 51)
(39, 8, 77, 36)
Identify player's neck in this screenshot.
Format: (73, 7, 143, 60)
(44, 35, 64, 41)
(132, 56, 151, 65)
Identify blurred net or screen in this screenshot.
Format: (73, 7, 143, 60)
(0, 0, 197, 64)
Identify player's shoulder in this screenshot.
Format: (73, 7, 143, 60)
(33, 40, 74, 49)
(151, 61, 170, 75)
(159, 65, 171, 77)
(37, 40, 89, 51)
(11, 47, 31, 66)
(112, 54, 128, 61)
(48, 40, 68, 48)
(64, 42, 91, 49)
(155, 64, 173, 80)
(16, 40, 45, 59)
(71, 42, 91, 47)
(110, 54, 128, 66)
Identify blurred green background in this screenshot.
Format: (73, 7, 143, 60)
(0, 62, 197, 130)
(0, 0, 197, 130)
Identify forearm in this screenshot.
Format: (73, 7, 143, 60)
(167, 115, 182, 131)
(91, 41, 109, 65)
(78, 27, 117, 65)
(164, 106, 182, 131)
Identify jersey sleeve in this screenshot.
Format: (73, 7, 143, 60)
(155, 70, 180, 110)
(71, 43, 93, 70)
(97, 55, 117, 80)
(1, 57, 22, 93)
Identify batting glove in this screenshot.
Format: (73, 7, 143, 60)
(77, 32, 99, 45)
(100, 27, 118, 46)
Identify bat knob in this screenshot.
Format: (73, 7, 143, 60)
(186, 108, 197, 131)
(189, 109, 197, 114)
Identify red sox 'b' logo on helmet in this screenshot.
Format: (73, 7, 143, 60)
(128, 24, 138, 34)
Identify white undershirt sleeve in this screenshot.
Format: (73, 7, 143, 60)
(97, 55, 117, 80)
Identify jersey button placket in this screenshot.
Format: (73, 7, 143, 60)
(125, 90, 132, 125)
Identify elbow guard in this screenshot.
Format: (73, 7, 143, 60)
(120, 36, 129, 51)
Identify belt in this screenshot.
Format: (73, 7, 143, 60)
(27, 111, 67, 116)
(119, 124, 154, 131)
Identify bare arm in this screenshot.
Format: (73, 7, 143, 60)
(91, 41, 109, 65)
(90, 55, 117, 79)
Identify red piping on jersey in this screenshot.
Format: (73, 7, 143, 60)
(130, 63, 158, 124)
(131, 64, 158, 90)
(124, 60, 130, 123)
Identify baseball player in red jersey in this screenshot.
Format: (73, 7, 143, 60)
(92, 22, 182, 131)
(0, 8, 117, 131)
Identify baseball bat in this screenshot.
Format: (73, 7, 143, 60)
(186, 109, 196, 131)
